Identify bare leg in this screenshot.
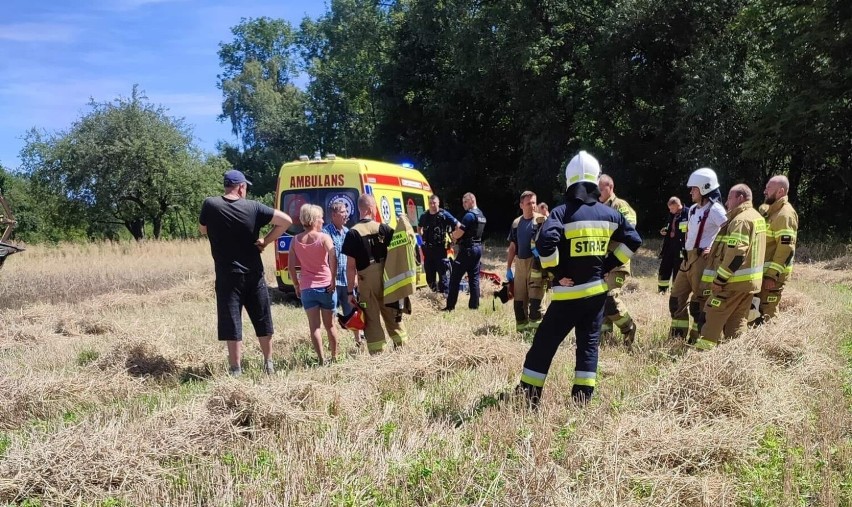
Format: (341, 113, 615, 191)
(306, 307, 324, 364)
(321, 308, 339, 361)
(226, 340, 242, 369)
(257, 336, 272, 361)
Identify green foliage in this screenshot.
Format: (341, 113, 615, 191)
(19, 86, 220, 241)
(75, 348, 101, 367)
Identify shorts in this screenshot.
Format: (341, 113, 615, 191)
(335, 285, 354, 316)
(215, 271, 273, 341)
(301, 287, 337, 311)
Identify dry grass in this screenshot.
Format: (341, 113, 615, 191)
(0, 240, 849, 506)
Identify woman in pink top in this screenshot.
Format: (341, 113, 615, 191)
(288, 204, 339, 364)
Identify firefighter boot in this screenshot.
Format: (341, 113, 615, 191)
(513, 300, 528, 332)
(571, 385, 594, 406)
(528, 299, 543, 330)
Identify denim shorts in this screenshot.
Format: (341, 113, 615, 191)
(301, 287, 337, 311)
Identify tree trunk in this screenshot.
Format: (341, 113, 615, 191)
(788, 150, 803, 206)
(125, 218, 145, 241)
(153, 215, 162, 240)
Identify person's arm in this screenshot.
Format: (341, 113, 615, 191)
(451, 213, 469, 241)
(325, 234, 337, 292)
(198, 199, 209, 235)
(603, 213, 643, 274)
(764, 211, 797, 289)
(345, 257, 358, 307)
(257, 209, 293, 252)
(288, 238, 301, 297)
(712, 216, 751, 292)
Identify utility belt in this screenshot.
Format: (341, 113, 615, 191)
(459, 240, 482, 248)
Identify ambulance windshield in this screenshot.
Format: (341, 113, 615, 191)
(280, 189, 360, 234)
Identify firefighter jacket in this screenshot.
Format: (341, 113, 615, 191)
(662, 207, 689, 254)
(536, 183, 642, 301)
(383, 214, 417, 303)
(703, 201, 767, 293)
(761, 196, 798, 284)
(602, 194, 637, 274)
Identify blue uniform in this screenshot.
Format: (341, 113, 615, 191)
(519, 183, 642, 406)
(418, 209, 458, 294)
(445, 207, 486, 310)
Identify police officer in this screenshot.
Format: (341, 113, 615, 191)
(597, 174, 638, 346)
(657, 196, 689, 293)
(753, 175, 798, 325)
(444, 192, 486, 311)
(515, 151, 642, 407)
(418, 194, 459, 296)
(669, 168, 727, 341)
(506, 190, 546, 332)
(695, 184, 766, 349)
(342, 194, 408, 353)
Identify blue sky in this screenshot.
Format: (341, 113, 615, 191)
(0, 0, 326, 170)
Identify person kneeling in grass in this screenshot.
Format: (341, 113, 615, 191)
(288, 204, 339, 365)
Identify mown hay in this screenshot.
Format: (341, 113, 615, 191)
(96, 340, 178, 379)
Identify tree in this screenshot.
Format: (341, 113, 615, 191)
(217, 17, 311, 195)
(21, 86, 214, 241)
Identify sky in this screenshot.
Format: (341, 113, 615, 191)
(0, 0, 326, 170)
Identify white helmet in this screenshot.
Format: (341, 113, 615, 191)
(687, 167, 719, 196)
(564, 151, 601, 188)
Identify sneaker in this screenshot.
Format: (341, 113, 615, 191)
(264, 359, 275, 375)
(229, 366, 243, 377)
(441, 307, 454, 312)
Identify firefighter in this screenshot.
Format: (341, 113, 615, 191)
(695, 184, 767, 349)
(515, 151, 642, 407)
(597, 174, 638, 346)
(506, 190, 546, 332)
(341, 194, 408, 353)
(657, 196, 689, 293)
(417, 195, 459, 296)
(669, 168, 727, 341)
(444, 192, 487, 311)
(753, 175, 798, 325)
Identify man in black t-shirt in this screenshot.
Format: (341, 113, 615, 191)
(199, 169, 292, 377)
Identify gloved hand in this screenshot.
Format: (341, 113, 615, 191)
(506, 268, 514, 282)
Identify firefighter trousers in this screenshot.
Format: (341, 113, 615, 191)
(603, 270, 634, 335)
(669, 250, 708, 340)
(756, 283, 785, 323)
(657, 245, 681, 292)
(357, 263, 408, 353)
(519, 294, 606, 405)
(513, 256, 544, 331)
(695, 289, 753, 350)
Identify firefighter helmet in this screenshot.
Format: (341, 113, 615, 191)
(337, 307, 366, 331)
(687, 168, 720, 196)
(564, 151, 601, 188)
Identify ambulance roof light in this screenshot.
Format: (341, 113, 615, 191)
(326, 153, 336, 160)
(313, 150, 321, 161)
(298, 155, 309, 161)
(401, 162, 414, 169)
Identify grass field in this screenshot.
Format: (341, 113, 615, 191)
(0, 240, 850, 506)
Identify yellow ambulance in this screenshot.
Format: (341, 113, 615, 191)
(273, 155, 433, 292)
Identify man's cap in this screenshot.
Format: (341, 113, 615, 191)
(224, 169, 252, 187)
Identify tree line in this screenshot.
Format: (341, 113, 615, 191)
(3, 0, 849, 243)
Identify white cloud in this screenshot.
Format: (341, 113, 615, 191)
(0, 23, 79, 43)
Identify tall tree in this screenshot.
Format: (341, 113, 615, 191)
(20, 86, 213, 240)
(217, 17, 311, 194)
